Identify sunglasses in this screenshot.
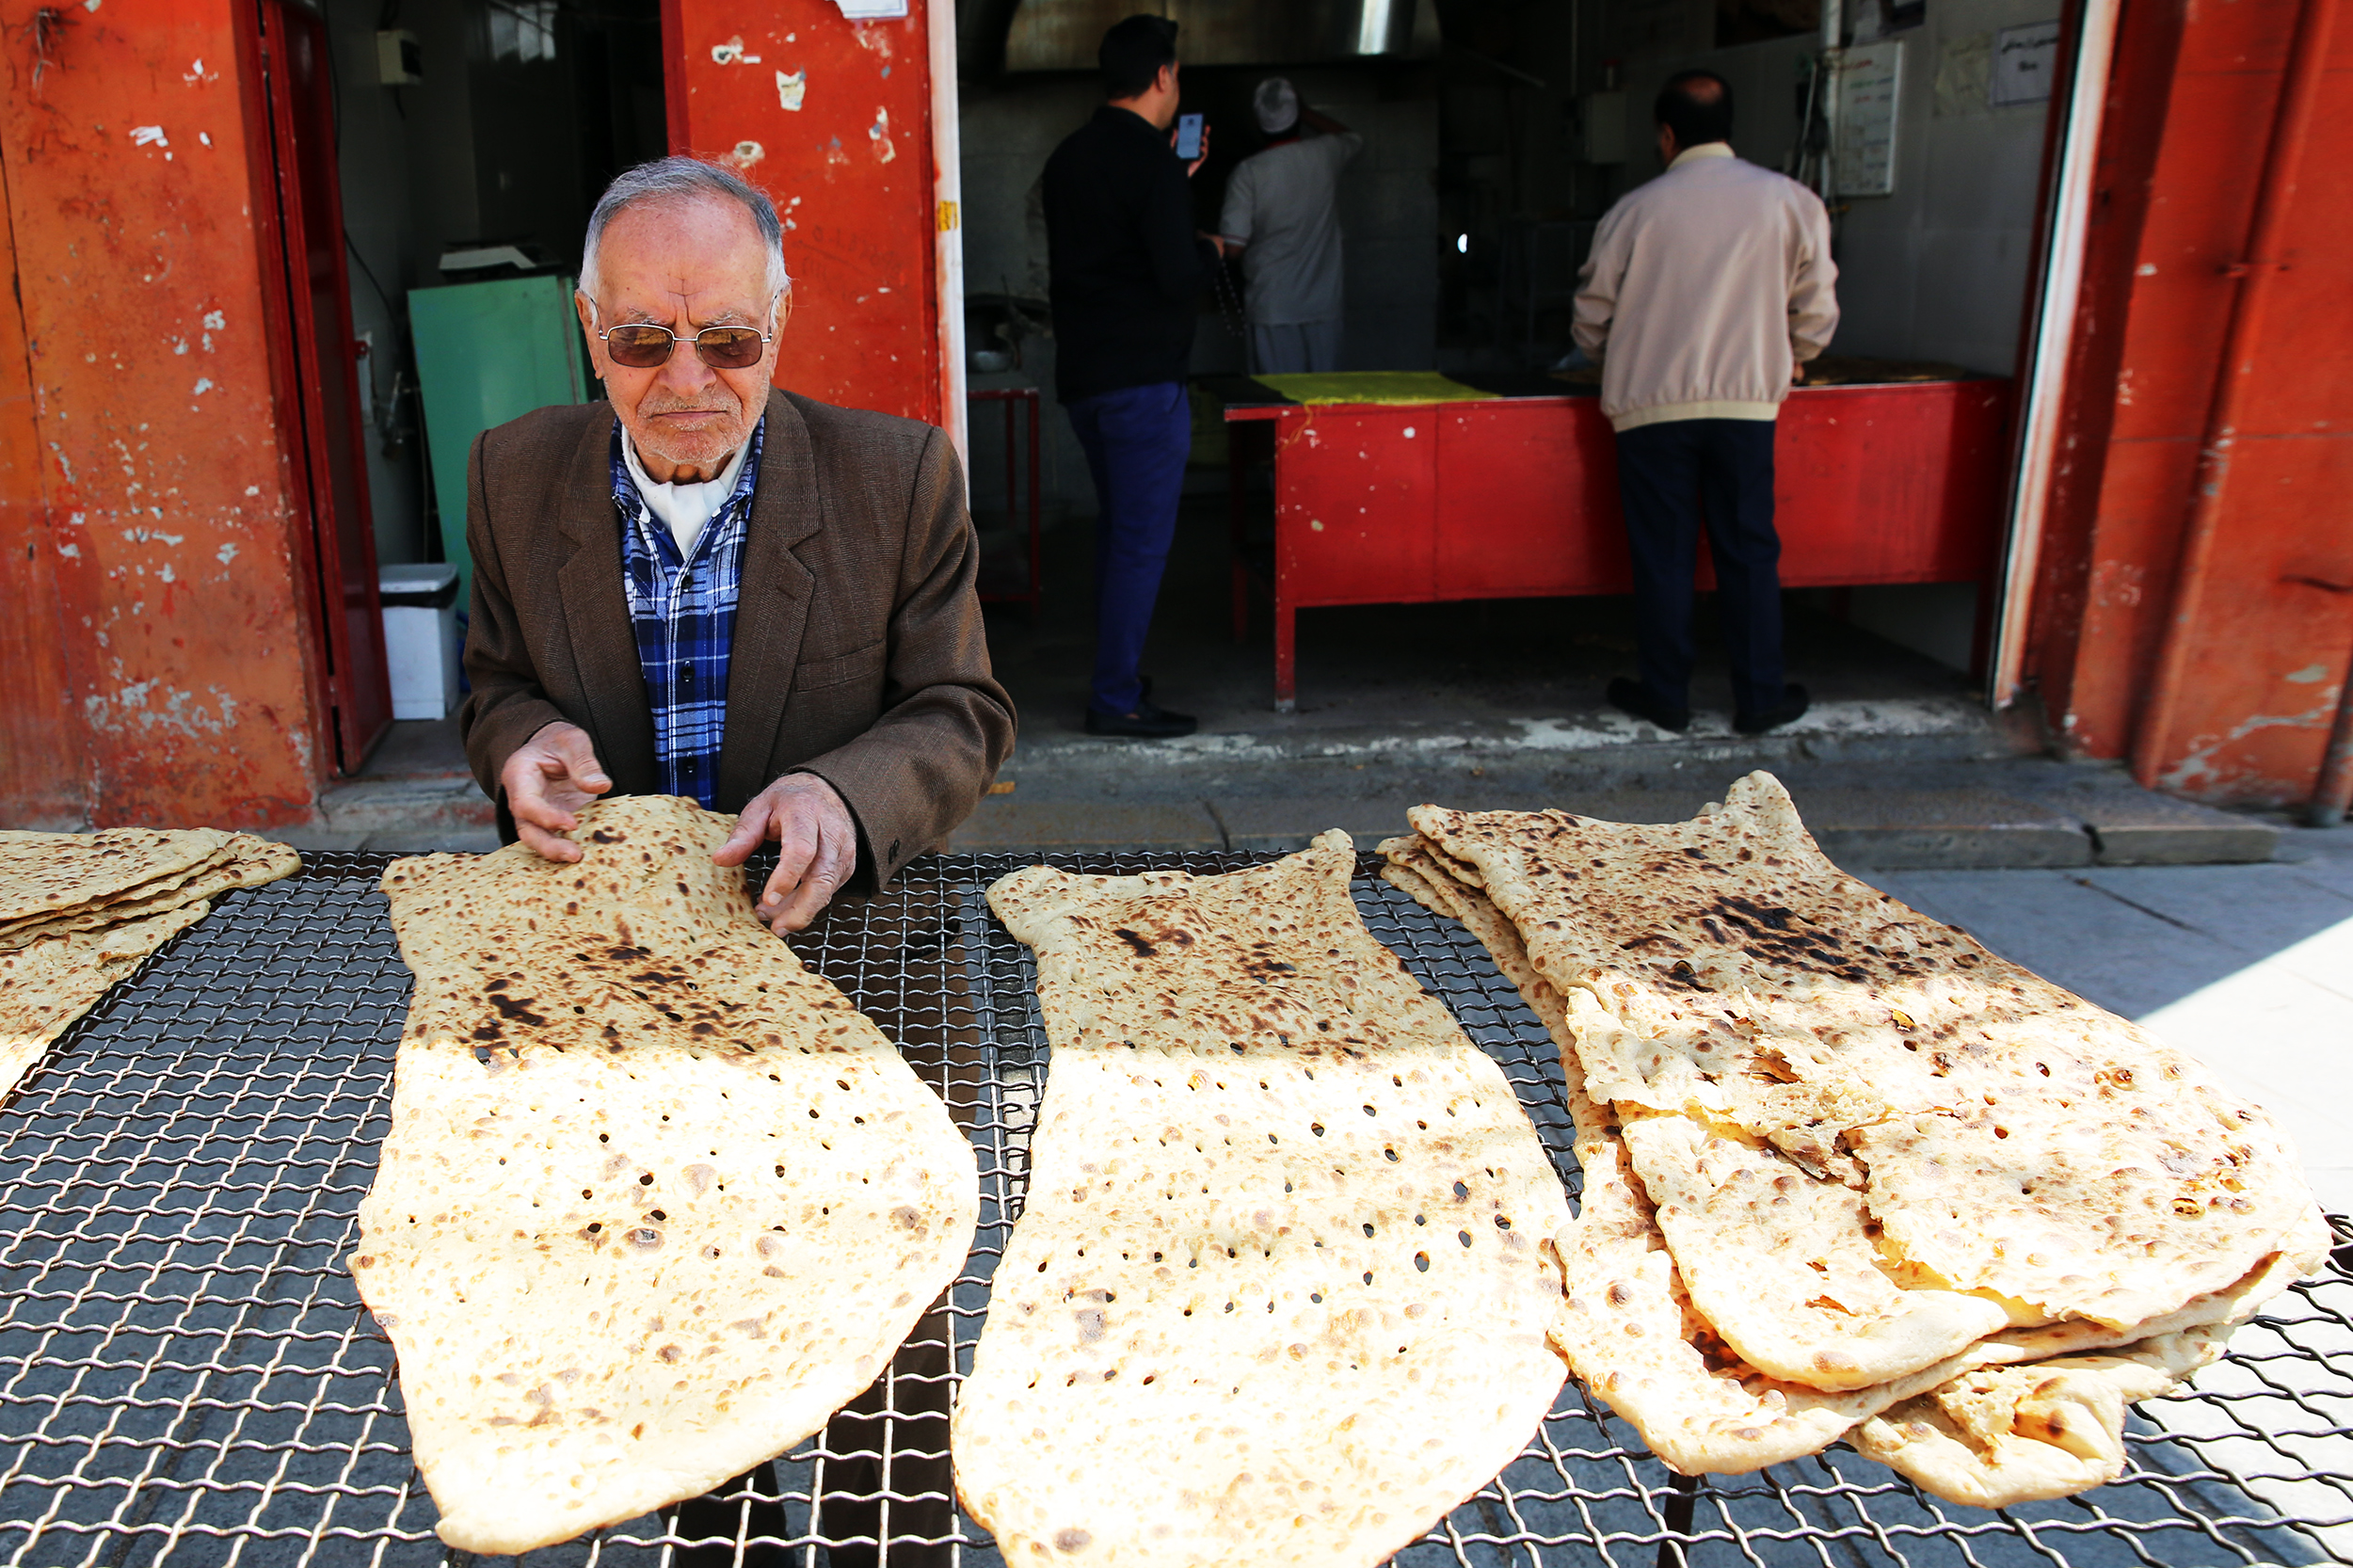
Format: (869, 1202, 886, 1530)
(588, 299, 778, 370)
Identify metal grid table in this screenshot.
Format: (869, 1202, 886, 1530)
(1, 851, 2347, 1568)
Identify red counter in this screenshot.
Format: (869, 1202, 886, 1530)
(1220, 376, 2014, 711)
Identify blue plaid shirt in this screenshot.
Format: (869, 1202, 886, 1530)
(612, 420, 764, 808)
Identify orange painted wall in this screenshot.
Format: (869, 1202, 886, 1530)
(0, 136, 85, 827)
(2027, 0, 2353, 804)
(664, 0, 943, 426)
(0, 0, 331, 827)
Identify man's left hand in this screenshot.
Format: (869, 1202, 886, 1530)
(713, 772, 858, 935)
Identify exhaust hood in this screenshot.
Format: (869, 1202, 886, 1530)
(998, 0, 1435, 72)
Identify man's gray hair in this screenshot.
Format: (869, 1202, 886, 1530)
(579, 155, 792, 302)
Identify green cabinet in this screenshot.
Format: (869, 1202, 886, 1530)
(409, 274, 592, 605)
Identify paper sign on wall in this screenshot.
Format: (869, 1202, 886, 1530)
(1833, 40, 1903, 198)
(834, 0, 908, 16)
(1992, 21, 2061, 105)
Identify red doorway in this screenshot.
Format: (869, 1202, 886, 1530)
(250, 0, 392, 775)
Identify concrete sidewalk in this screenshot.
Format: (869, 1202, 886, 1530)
(945, 746, 2277, 868)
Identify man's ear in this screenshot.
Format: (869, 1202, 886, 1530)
(575, 291, 608, 379)
(1158, 62, 1177, 96)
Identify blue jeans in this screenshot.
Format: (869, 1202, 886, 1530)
(1614, 418, 1785, 715)
(1066, 380, 1192, 715)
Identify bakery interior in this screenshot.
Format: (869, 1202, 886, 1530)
(318, 0, 2061, 751)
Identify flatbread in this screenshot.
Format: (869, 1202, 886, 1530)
(354, 795, 979, 1556)
(1850, 1329, 2226, 1507)
(0, 901, 211, 1102)
(957, 832, 1573, 1566)
(1377, 837, 1573, 1080)
(1389, 828, 2009, 1391)
(1616, 1106, 2011, 1389)
(1378, 828, 2325, 1486)
(0, 826, 233, 924)
(1408, 776, 2322, 1335)
(0, 836, 298, 952)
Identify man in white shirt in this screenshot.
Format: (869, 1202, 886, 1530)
(1573, 70, 1839, 735)
(1218, 78, 1362, 375)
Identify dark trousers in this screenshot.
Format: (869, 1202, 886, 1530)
(1066, 380, 1193, 715)
(1613, 417, 1786, 715)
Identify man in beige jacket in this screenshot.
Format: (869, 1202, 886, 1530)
(1573, 70, 1838, 734)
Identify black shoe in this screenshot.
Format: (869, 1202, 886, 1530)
(1734, 682, 1811, 734)
(1085, 698, 1198, 738)
(1607, 677, 1690, 734)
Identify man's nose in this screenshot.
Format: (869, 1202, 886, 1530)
(656, 336, 720, 394)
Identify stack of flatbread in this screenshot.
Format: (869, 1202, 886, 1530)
(956, 832, 1574, 1565)
(1380, 773, 2328, 1509)
(0, 827, 299, 1101)
(354, 794, 979, 1555)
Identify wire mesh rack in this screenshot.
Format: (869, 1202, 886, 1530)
(0, 849, 2346, 1568)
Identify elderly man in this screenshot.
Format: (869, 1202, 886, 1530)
(459, 156, 1014, 932)
(1573, 70, 1837, 736)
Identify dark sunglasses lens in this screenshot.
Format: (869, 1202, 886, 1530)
(695, 328, 765, 369)
(605, 326, 675, 368)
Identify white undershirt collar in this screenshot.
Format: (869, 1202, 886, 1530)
(621, 435, 748, 559)
(1669, 142, 1737, 169)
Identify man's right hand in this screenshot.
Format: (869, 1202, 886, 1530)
(500, 721, 612, 863)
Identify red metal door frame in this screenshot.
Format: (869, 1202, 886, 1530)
(2012, 0, 2353, 804)
(250, 0, 392, 774)
(2129, 0, 2342, 789)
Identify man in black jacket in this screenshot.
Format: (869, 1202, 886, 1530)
(1042, 14, 1217, 738)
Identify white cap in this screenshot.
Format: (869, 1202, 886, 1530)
(1254, 77, 1300, 135)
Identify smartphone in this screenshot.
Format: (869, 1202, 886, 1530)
(1175, 113, 1204, 161)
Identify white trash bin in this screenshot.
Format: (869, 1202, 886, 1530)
(379, 563, 462, 721)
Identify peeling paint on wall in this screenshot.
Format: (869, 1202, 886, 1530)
(2, 0, 331, 826)
(672, 0, 942, 428)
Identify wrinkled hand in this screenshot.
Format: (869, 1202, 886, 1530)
(713, 773, 857, 935)
(501, 721, 612, 863)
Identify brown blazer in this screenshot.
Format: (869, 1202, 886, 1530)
(458, 387, 1016, 886)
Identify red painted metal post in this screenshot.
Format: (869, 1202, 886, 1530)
(2130, 0, 2342, 788)
(1001, 396, 1016, 524)
(1230, 429, 1250, 643)
(256, 0, 392, 773)
(1024, 388, 1042, 616)
(1273, 601, 1298, 715)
